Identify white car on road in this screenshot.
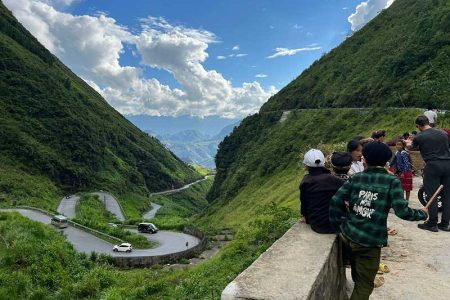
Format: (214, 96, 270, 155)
(113, 243, 132, 252)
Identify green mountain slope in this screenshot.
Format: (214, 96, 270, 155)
(261, 0, 450, 112)
(0, 2, 200, 209)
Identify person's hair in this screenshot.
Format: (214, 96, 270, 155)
(411, 130, 417, 135)
(427, 105, 434, 110)
(396, 140, 406, 149)
(402, 132, 410, 139)
(415, 115, 430, 127)
(371, 130, 386, 139)
(347, 139, 361, 152)
(351, 136, 365, 141)
(360, 137, 374, 147)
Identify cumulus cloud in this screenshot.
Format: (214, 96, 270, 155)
(232, 45, 240, 51)
(267, 46, 321, 59)
(4, 0, 276, 118)
(235, 53, 248, 57)
(255, 74, 268, 78)
(217, 55, 226, 60)
(348, 0, 395, 31)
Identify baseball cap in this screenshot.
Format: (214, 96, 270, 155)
(303, 149, 325, 167)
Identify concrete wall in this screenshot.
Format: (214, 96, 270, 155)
(113, 226, 207, 268)
(222, 222, 347, 300)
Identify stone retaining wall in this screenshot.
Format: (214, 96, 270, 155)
(113, 226, 207, 268)
(222, 222, 347, 300)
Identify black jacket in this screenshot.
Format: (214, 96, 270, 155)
(299, 167, 344, 234)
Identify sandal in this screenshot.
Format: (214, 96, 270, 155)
(378, 262, 390, 274)
(387, 227, 398, 235)
(374, 276, 385, 288)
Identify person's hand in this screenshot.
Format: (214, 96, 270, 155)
(420, 207, 429, 217)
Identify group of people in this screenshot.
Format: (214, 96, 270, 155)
(299, 114, 450, 300)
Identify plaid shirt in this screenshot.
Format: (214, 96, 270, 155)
(330, 167, 427, 247)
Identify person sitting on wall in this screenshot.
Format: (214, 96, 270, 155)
(299, 149, 345, 234)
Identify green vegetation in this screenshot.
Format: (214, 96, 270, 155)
(208, 108, 440, 218)
(261, 0, 450, 112)
(73, 194, 155, 249)
(0, 2, 201, 210)
(149, 177, 212, 230)
(0, 202, 295, 299)
(119, 193, 152, 220)
(0, 212, 117, 299)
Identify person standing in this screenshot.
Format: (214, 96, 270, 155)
(424, 107, 438, 127)
(391, 140, 414, 201)
(330, 142, 428, 300)
(413, 116, 450, 232)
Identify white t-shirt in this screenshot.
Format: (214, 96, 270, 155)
(424, 110, 437, 124)
(349, 161, 365, 176)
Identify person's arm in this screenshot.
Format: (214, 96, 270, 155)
(299, 182, 308, 222)
(390, 178, 427, 220)
(329, 179, 352, 229)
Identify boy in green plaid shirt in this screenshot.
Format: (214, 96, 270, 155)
(330, 142, 428, 300)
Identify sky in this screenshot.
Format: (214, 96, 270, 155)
(4, 0, 395, 119)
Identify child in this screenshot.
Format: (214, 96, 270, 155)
(299, 149, 345, 234)
(329, 142, 428, 300)
(391, 140, 413, 201)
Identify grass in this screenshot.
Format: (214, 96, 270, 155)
(73, 194, 156, 249)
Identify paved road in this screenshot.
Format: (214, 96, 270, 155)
(347, 177, 450, 299)
(57, 195, 80, 219)
(143, 202, 162, 219)
(0, 209, 199, 257)
(57, 193, 125, 221)
(151, 176, 209, 196)
(92, 192, 125, 221)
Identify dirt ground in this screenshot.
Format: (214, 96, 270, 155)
(347, 177, 450, 299)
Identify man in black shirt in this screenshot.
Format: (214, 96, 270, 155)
(412, 116, 450, 232)
(299, 149, 345, 234)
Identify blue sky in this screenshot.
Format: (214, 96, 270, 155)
(4, 0, 395, 118)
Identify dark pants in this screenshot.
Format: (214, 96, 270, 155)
(347, 241, 381, 300)
(423, 160, 450, 226)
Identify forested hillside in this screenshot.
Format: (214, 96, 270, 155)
(0, 2, 200, 208)
(207, 0, 450, 222)
(261, 0, 450, 112)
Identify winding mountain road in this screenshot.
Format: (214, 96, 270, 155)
(1, 177, 210, 258)
(0, 208, 199, 256)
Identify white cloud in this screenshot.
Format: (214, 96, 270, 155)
(255, 74, 268, 78)
(217, 55, 226, 60)
(267, 46, 321, 59)
(232, 45, 240, 51)
(235, 53, 248, 57)
(4, 0, 276, 118)
(342, 7, 349, 10)
(348, 0, 395, 31)
(293, 24, 303, 30)
(269, 25, 275, 30)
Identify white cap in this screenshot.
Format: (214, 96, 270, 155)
(303, 149, 325, 167)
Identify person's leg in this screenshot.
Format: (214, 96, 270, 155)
(439, 162, 450, 226)
(349, 242, 381, 300)
(422, 162, 441, 226)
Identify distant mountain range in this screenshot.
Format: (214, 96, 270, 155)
(146, 122, 240, 169)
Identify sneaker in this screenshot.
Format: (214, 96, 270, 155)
(418, 222, 438, 232)
(438, 223, 450, 232)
